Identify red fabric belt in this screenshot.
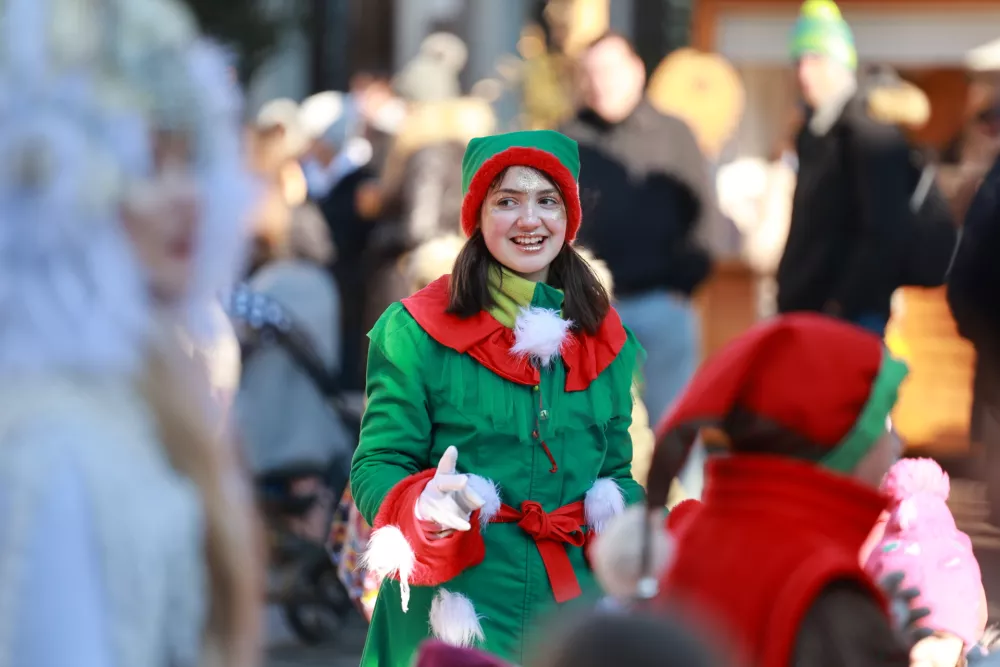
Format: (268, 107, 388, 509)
(492, 500, 586, 604)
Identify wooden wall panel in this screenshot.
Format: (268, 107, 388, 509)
(889, 288, 976, 455)
(902, 68, 970, 151)
(694, 260, 758, 360)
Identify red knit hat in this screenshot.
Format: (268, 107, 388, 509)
(645, 313, 908, 509)
(460, 130, 582, 241)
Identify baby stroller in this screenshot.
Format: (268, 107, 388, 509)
(228, 284, 361, 643)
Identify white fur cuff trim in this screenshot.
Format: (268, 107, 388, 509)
(465, 474, 502, 527)
(585, 478, 625, 534)
(430, 589, 485, 648)
(360, 526, 415, 611)
(511, 306, 572, 368)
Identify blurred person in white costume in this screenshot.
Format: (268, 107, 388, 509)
(0, 0, 263, 666)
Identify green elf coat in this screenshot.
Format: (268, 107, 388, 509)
(351, 263, 645, 666)
(351, 129, 645, 666)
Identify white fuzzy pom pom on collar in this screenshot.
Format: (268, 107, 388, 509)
(510, 306, 572, 367)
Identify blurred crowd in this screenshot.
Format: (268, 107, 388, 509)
(234, 1, 1000, 665)
(9, 0, 1000, 666)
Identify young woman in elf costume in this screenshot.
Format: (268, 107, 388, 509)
(351, 129, 644, 666)
(0, 2, 262, 665)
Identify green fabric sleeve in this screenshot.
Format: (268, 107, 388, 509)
(603, 413, 645, 506)
(350, 303, 434, 526)
(599, 331, 646, 506)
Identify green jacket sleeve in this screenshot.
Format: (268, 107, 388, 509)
(350, 304, 434, 525)
(600, 332, 646, 506)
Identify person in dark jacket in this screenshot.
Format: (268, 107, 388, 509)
(560, 31, 715, 434)
(948, 151, 1000, 523)
(778, 0, 911, 336)
(297, 91, 377, 391)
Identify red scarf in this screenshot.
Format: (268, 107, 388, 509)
(401, 276, 626, 391)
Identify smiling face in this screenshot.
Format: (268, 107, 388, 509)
(121, 131, 200, 304)
(480, 166, 568, 282)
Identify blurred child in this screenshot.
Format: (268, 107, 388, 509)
(595, 314, 927, 666)
(525, 608, 723, 667)
(415, 640, 512, 667)
(865, 458, 990, 667)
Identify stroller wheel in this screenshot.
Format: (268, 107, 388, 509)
(283, 558, 353, 644)
(283, 601, 340, 645)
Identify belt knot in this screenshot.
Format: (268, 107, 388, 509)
(493, 499, 587, 604)
(515, 500, 584, 546)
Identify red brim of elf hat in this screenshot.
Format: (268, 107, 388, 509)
(645, 313, 909, 509)
(460, 131, 582, 241)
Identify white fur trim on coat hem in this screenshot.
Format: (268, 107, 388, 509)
(585, 478, 625, 534)
(465, 474, 502, 528)
(360, 526, 415, 611)
(430, 589, 485, 648)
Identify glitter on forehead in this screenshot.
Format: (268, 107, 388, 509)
(512, 166, 548, 192)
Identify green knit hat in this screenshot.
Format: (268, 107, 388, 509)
(460, 130, 582, 240)
(789, 0, 857, 70)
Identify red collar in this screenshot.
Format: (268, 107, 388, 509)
(401, 276, 627, 392)
(701, 455, 889, 551)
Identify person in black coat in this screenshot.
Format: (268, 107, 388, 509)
(559, 32, 714, 426)
(779, 1, 911, 335)
(948, 153, 1000, 522)
(298, 91, 376, 392)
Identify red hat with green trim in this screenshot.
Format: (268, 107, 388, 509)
(645, 313, 909, 509)
(460, 129, 582, 241)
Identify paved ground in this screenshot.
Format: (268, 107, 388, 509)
(264, 453, 1000, 665)
(264, 606, 366, 667)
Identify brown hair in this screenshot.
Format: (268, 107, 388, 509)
(141, 342, 264, 667)
(446, 169, 611, 335)
(528, 608, 722, 667)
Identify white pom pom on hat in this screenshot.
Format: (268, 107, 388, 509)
(590, 505, 674, 600)
(881, 457, 950, 505)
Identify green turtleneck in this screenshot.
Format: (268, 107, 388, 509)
(487, 265, 565, 327)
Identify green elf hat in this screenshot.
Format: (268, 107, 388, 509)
(645, 313, 908, 509)
(460, 129, 582, 241)
(789, 0, 858, 71)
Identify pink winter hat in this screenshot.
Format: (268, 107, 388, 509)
(864, 458, 987, 648)
(414, 640, 512, 667)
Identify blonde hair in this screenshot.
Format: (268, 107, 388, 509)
(140, 340, 264, 667)
(574, 246, 614, 295)
(404, 234, 466, 293)
(867, 83, 931, 128)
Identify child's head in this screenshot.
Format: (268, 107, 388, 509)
(864, 458, 987, 664)
(526, 608, 722, 667)
(414, 640, 510, 667)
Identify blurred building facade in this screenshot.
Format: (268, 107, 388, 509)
(698, 0, 1000, 160)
